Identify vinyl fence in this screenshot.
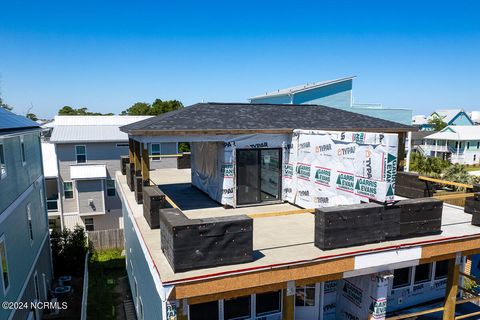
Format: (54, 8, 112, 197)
(87, 229, 124, 250)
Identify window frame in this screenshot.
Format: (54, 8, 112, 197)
(63, 181, 74, 199)
(84, 218, 94, 231)
(414, 263, 432, 284)
(0, 235, 10, 294)
(116, 143, 129, 148)
(106, 179, 116, 197)
(150, 143, 161, 161)
(27, 203, 34, 244)
(0, 142, 6, 179)
(393, 267, 412, 289)
(295, 284, 316, 307)
(434, 260, 449, 280)
(255, 290, 282, 317)
(224, 295, 252, 320)
(75, 145, 87, 164)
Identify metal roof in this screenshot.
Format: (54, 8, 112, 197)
(249, 76, 356, 100)
(0, 108, 40, 132)
(120, 102, 413, 135)
(424, 125, 480, 141)
(41, 142, 58, 178)
(50, 116, 152, 143)
(70, 164, 107, 180)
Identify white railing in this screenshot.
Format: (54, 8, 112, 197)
(80, 251, 89, 320)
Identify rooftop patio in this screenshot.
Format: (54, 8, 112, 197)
(117, 168, 480, 286)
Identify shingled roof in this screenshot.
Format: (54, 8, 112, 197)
(120, 103, 413, 135)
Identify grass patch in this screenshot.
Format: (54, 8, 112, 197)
(87, 249, 126, 320)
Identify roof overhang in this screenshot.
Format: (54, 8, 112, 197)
(70, 164, 107, 180)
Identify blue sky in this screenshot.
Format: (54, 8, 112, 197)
(1, 0, 479, 119)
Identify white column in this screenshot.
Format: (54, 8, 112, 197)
(405, 131, 412, 172)
(456, 141, 460, 163)
(434, 140, 438, 157)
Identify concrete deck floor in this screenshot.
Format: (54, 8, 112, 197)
(117, 168, 480, 284)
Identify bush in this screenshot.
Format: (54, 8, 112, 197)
(50, 225, 89, 276)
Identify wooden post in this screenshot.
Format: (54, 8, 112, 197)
(177, 299, 188, 320)
(282, 282, 295, 320)
(141, 143, 150, 186)
(443, 256, 460, 320)
(397, 132, 406, 171)
(133, 140, 141, 174)
(128, 138, 134, 164)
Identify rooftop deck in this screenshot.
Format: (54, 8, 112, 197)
(117, 168, 480, 286)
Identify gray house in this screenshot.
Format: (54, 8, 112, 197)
(44, 116, 177, 231)
(0, 108, 53, 320)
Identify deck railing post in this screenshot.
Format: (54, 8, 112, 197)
(443, 254, 461, 320)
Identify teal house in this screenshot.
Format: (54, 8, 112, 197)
(0, 108, 53, 320)
(249, 77, 413, 125)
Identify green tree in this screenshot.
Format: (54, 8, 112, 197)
(121, 99, 183, 115)
(428, 114, 448, 131)
(58, 106, 114, 116)
(50, 225, 89, 276)
(0, 97, 13, 111)
(120, 102, 151, 115)
(26, 113, 38, 121)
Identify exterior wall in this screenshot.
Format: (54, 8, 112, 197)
(292, 80, 353, 109)
(250, 94, 292, 104)
(77, 179, 104, 214)
(0, 130, 53, 320)
(349, 107, 413, 126)
(57, 142, 134, 229)
(423, 139, 480, 165)
(0, 132, 43, 214)
(123, 197, 163, 319)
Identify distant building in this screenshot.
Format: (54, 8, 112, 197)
(42, 116, 177, 232)
(0, 108, 53, 320)
(249, 77, 413, 125)
(422, 125, 480, 164)
(414, 109, 475, 131)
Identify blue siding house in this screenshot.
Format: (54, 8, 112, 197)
(249, 77, 413, 125)
(0, 108, 53, 320)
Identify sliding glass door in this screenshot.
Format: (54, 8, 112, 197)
(236, 148, 281, 205)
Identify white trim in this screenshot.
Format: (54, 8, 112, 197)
(27, 202, 34, 245)
(0, 140, 7, 180)
(354, 247, 422, 270)
(7, 230, 49, 320)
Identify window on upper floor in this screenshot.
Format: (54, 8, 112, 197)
(414, 263, 431, 284)
(116, 143, 129, 147)
(467, 142, 470, 149)
(190, 300, 219, 320)
(84, 218, 94, 231)
(27, 203, 34, 243)
(435, 260, 449, 279)
(75, 145, 87, 163)
(393, 267, 411, 288)
(0, 237, 10, 294)
(477, 142, 480, 149)
(106, 179, 116, 197)
(63, 181, 74, 199)
(224, 295, 251, 320)
(151, 143, 161, 161)
(256, 291, 281, 317)
(0, 142, 6, 179)
(20, 137, 26, 166)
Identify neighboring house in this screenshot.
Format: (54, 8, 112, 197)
(43, 116, 177, 232)
(410, 125, 437, 154)
(422, 125, 480, 164)
(114, 103, 476, 320)
(0, 108, 53, 320)
(249, 76, 413, 125)
(431, 109, 474, 126)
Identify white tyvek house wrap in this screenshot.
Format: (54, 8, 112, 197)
(284, 130, 398, 208)
(191, 134, 290, 207)
(191, 130, 397, 207)
(335, 273, 390, 320)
